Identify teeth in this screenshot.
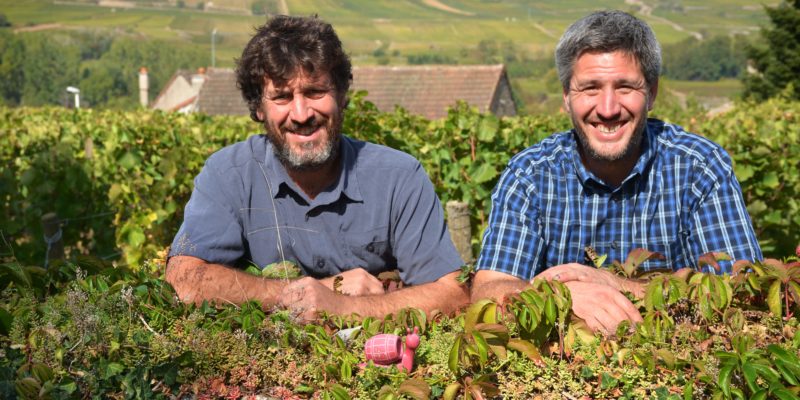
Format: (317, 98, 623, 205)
(597, 123, 621, 133)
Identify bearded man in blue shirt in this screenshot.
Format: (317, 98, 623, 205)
(472, 10, 762, 334)
(166, 15, 468, 321)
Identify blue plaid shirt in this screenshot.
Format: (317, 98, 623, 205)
(476, 119, 762, 278)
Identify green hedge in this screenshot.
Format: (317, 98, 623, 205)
(1, 95, 799, 267)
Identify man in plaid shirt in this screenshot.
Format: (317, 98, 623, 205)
(472, 10, 762, 334)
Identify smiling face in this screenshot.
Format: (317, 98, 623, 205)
(257, 71, 345, 171)
(563, 50, 657, 168)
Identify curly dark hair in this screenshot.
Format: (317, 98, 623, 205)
(235, 15, 352, 122)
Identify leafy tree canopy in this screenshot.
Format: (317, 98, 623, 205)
(742, 0, 800, 101)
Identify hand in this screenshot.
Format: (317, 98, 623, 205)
(279, 277, 342, 322)
(320, 268, 385, 296)
(535, 263, 644, 297)
(564, 281, 643, 335)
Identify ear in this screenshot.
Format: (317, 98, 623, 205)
(647, 79, 659, 111)
(256, 109, 265, 122)
(562, 89, 571, 114)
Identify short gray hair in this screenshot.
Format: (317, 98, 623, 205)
(555, 10, 661, 92)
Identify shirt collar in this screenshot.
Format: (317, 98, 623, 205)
(570, 119, 658, 190)
(261, 135, 363, 204)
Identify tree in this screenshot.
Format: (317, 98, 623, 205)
(662, 35, 747, 81)
(20, 33, 81, 106)
(0, 31, 25, 105)
(742, 0, 800, 101)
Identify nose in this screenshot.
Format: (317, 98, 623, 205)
(289, 95, 313, 124)
(596, 88, 621, 120)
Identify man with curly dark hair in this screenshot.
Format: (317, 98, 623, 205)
(166, 15, 468, 321)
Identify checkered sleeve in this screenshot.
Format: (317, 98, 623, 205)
(475, 163, 546, 280)
(683, 148, 763, 274)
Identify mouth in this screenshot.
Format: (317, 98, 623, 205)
(593, 122, 625, 134)
(286, 125, 322, 136)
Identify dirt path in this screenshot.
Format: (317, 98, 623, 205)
(14, 23, 62, 33)
(532, 22, 557, 39)
(420, 0, 475, 16)
(624, 0, 702, 40)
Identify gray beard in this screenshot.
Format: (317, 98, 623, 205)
(273, 134, 340, 172)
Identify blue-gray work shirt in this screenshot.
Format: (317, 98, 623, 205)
(169, 134, 463, 285)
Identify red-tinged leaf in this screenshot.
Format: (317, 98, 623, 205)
(733, 259, 754, 275)
(398, 378, 431, 400)
(761, 259, 789, 280)
(622, 248, 665, 276)
(697, 252, 731, 272)
(473, 381, 500, 398)
(507, 339, 544, 365)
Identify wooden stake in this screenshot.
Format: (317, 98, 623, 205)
(446, 201, 472, 264)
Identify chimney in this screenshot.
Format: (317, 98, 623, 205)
(139, 67, 149, 107)
(191, 67, 206, 90)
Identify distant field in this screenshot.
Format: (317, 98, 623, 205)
(1, 0, 773, 64)
(0, 0, 769, 112)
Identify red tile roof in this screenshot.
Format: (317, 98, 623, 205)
(156, 65, 513, 120)
(195, 68, 249, 116)
(352, 65, 510, 119)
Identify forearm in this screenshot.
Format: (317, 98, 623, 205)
(335, 272, 469, 318)
(165, 255, 289, 308)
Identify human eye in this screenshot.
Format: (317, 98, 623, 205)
(306, 88, 330, 99)
(580, 85, 600, 95)
(617, 86, 634, 95)
(269, 93, 292, 104)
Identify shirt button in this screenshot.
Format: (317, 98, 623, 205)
(611, 241, 619, 249)
(316, 259, 325, 269)
(366, 243, 375, 253)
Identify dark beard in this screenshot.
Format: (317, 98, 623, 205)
(572, 114, 647, 163)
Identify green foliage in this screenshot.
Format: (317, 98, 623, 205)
(698, 98, 800, 255)
(742, 0, 800, 101)
(2, 97, 800, 269)
(0, 30, 206, 109)
(662, 35, 748, 81)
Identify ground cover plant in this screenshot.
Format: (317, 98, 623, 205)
(1, 250, 799, 399)
(1, 97, 800, 398)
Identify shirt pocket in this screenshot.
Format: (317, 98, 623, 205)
(346, 227, 392, 274)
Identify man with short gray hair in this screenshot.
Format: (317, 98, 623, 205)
(471, 10, 761, 333)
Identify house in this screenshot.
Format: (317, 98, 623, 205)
(351, 65, 516, 119)
(150, 67, 249, 116)
(149, 64, 516, 119)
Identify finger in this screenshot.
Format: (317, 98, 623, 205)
(536, 268, 578, 282)
(612, 294, 643, 323)
(587, 307, 615, 335)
